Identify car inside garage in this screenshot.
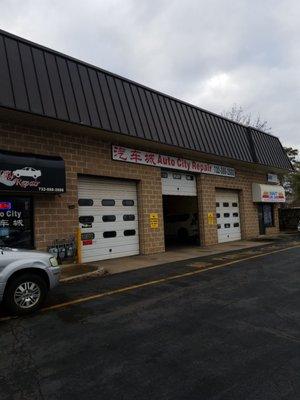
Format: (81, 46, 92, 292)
(161, 170, 199, 247)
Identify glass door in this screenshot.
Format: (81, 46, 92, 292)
(258, 203, 274, 235)
(0, 197, 33, 248)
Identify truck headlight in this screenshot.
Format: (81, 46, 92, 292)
(49, 257, 59, 267)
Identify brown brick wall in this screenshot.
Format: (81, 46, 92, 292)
(0, 121, 280, 255)
(196, 169, 280, 246)
(0, 122, 165, 254)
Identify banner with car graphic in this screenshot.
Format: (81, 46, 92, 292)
(0, 150, 66, 193)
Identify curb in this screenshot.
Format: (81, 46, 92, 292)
(58, 240, 299, 283)
(60, 267, 107, 283)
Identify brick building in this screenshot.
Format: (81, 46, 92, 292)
(0, 30, 291, 263)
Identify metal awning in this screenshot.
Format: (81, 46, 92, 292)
(252, 183, 285, 203)
(0, 150, 66, 194)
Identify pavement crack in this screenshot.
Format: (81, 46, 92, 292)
(7, 320, 46, 400)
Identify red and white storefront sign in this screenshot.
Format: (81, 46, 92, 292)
(252, 183, 286, 203)
(112, 146, 235, 178)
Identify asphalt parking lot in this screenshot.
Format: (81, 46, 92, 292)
(0, 244, 299, 400)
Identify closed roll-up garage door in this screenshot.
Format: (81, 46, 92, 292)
(216, 190, 241, 243)
(78, 177, 139, 262)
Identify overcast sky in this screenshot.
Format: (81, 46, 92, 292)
(1, 0, 299, 149)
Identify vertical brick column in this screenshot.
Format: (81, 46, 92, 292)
(137, 171, 165, 255)
(239, 178, 260, 239)
(274, 204, 280, 230)
(196, 175, 218, 246)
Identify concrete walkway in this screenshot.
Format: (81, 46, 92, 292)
(93, 240, 272, 273)
(60, 238, 276, 280)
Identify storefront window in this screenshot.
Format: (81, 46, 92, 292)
(0, 197, 33, 248)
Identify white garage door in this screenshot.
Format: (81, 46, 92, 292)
(216, 190, 241, 243)
(78, 177, 139, 262)
(161, 170, 197, 196)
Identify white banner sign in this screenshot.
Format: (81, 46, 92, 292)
(112, 145, 235, 177)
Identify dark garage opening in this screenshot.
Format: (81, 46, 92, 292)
(163, 195, 200, 248)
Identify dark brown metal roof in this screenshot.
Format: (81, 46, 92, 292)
(0, 29, 292, 170)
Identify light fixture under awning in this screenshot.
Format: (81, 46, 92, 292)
(252, 183, 285, 203)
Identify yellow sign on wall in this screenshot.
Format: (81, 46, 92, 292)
(207, 212, 215, 225)
(150, 213, 159, 229)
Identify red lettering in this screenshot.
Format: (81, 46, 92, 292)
(113, 146, 128, 161)
(130, 150, 142, 163)
(145, 153, 156, 165)
(15, 178, 40, 188)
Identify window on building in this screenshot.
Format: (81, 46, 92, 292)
(81, 232, 95, 240)
(124, 229, 136, 236)
(123, 214, 135, 221)
(78, 199, 94, 206)
(122, 200, 134, 206)
(79, 216, 94, 224)
(0, 197, 33, 249)
(102, 215, 116, 222)
(186, 175, 194, 181)
(173, 173, 181, 179)
(102, 199, 115, 206)
(103, 231, 117, 238)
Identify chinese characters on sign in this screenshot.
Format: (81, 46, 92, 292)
(112, 146, 235, 178)
(0, 207, 25, 246)
(0, 209, 24, 228)
(0, 198, 33, 248)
